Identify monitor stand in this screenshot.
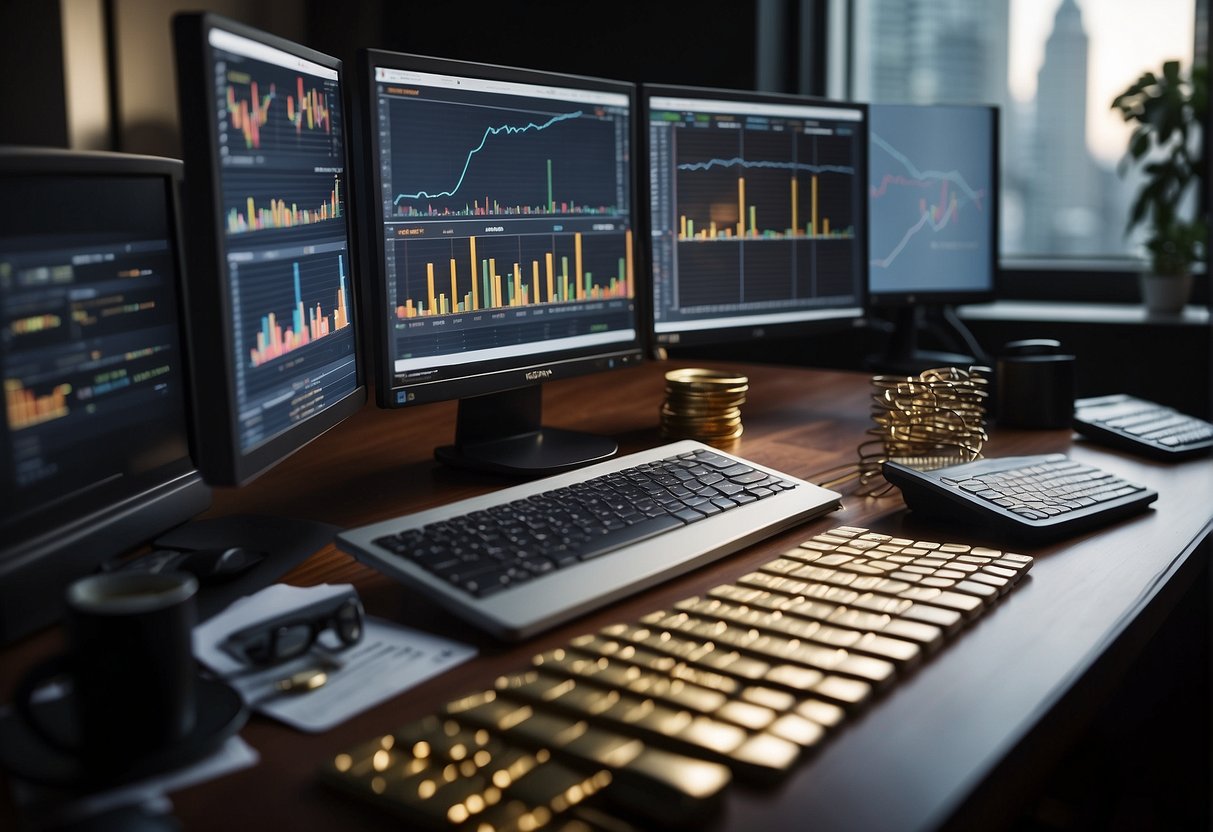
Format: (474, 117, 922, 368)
(435, 385, 618, 477)
(866, 305, 988, 377)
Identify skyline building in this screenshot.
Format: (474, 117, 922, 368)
(854, 0, 1148, 259)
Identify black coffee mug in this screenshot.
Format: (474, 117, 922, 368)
(996, 339, 1076, 429)
(15, 571, 200, 772)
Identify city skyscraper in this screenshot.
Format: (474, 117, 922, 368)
(1024, 0, 1104, 254)
(851, 0, 1191, 259)
(855, 0, 1007, 108)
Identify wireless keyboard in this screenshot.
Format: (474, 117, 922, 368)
(882, 453, 1158, 543)
(321, 525, 1034, 828)
(337, 440, 842, 640)
(1073, 394, 1213, 460)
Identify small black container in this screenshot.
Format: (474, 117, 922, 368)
(995, 339, 1076, 429)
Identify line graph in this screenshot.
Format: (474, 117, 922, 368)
(674, 127, 858, 242)
(869, 133, 985, 206)
(648, 106, 864, 314)
(866, 106, 993, 285)
(394, 110, 581, 204)
(380, 92, 625, 219)
(678, 157, 855, 176)
(869, 170, 972, 269)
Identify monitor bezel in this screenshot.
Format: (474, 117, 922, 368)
(865, 101, 1001, 309)
(173, 12, 367, 486)
(0, 147, 211, 643)
(354, 48, 647, 411)
(639, 82, 870, 353)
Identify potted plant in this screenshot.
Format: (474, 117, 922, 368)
(1111, 59, 1206, 314)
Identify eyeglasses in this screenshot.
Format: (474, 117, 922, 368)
(222, 591, 364, 667)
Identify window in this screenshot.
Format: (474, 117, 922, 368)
(839, 0, 1197, 264)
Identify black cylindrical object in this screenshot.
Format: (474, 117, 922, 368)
(996, 339, 1076, 429)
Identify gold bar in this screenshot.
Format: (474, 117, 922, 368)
(737, 176, 745, 238)
(575, 233, 584, 300)
(791, 176, 798, 235)
(812, 176, 818, 236)
(426, 263, 436, 315)
(469, 237, 479, 310)
(545, 251, 554, 302)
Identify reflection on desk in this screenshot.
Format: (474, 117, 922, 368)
(2, 363, 1210, 831)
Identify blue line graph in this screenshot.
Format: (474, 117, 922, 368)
(677, 157, 854, 176)
(393, 110, 583, 204)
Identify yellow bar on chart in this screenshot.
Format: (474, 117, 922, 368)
(469, 237, 479, 310)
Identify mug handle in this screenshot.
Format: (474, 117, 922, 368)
(14, 655, 81, 754)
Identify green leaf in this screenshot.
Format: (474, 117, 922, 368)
(1112, 59, 1206, 267)
(1129, 126, 1151, 159)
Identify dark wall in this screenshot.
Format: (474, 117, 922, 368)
(308, 0, 759, 91)
(669, 311, 1213, 420)
(0, 4, 69, 147)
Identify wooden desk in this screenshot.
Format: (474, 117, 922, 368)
(3, 362, 1211, 830)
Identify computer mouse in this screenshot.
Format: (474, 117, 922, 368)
(171, 546, 266, 584)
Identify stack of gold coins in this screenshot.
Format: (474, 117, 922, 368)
(660, 368, 749, 444)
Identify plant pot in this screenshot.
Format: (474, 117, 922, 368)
(1139, 271, 1192, 314)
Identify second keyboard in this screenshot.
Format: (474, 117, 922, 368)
(883, 453, 1158, 542)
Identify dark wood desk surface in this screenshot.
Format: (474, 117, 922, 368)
(3, 362, 1211, 831)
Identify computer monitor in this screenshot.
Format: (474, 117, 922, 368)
(354, 50, 645, 476)
(0, 148, 211, 643)
(641, 84, 868, 351)
(865, 102, 999, 375)
(173, 13, 365, 487)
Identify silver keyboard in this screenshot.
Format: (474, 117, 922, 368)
(336, 440, 842, 640)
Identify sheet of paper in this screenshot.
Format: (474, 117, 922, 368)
(194, 584, 476, 732)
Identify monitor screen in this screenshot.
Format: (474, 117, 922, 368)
(642, 84, 868, 350)
(356, 50, 645, 475)
(173, 14, 365, 486)
(865, 102, 998, 374)
(0, 148, 211, 643)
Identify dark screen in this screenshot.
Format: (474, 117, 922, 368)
(0, 175, 193, 537)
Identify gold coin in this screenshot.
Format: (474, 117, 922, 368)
(661, 403, 742, 417)
(665, 367, 748, 385)
(665, 369, 747, 381)
(666, 389, 746, 401)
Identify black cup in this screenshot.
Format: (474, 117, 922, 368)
(15, 571, 200, 772)
(996, 339, 1076, 429)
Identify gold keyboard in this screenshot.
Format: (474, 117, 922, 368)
(321, 526, 1033, 829)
